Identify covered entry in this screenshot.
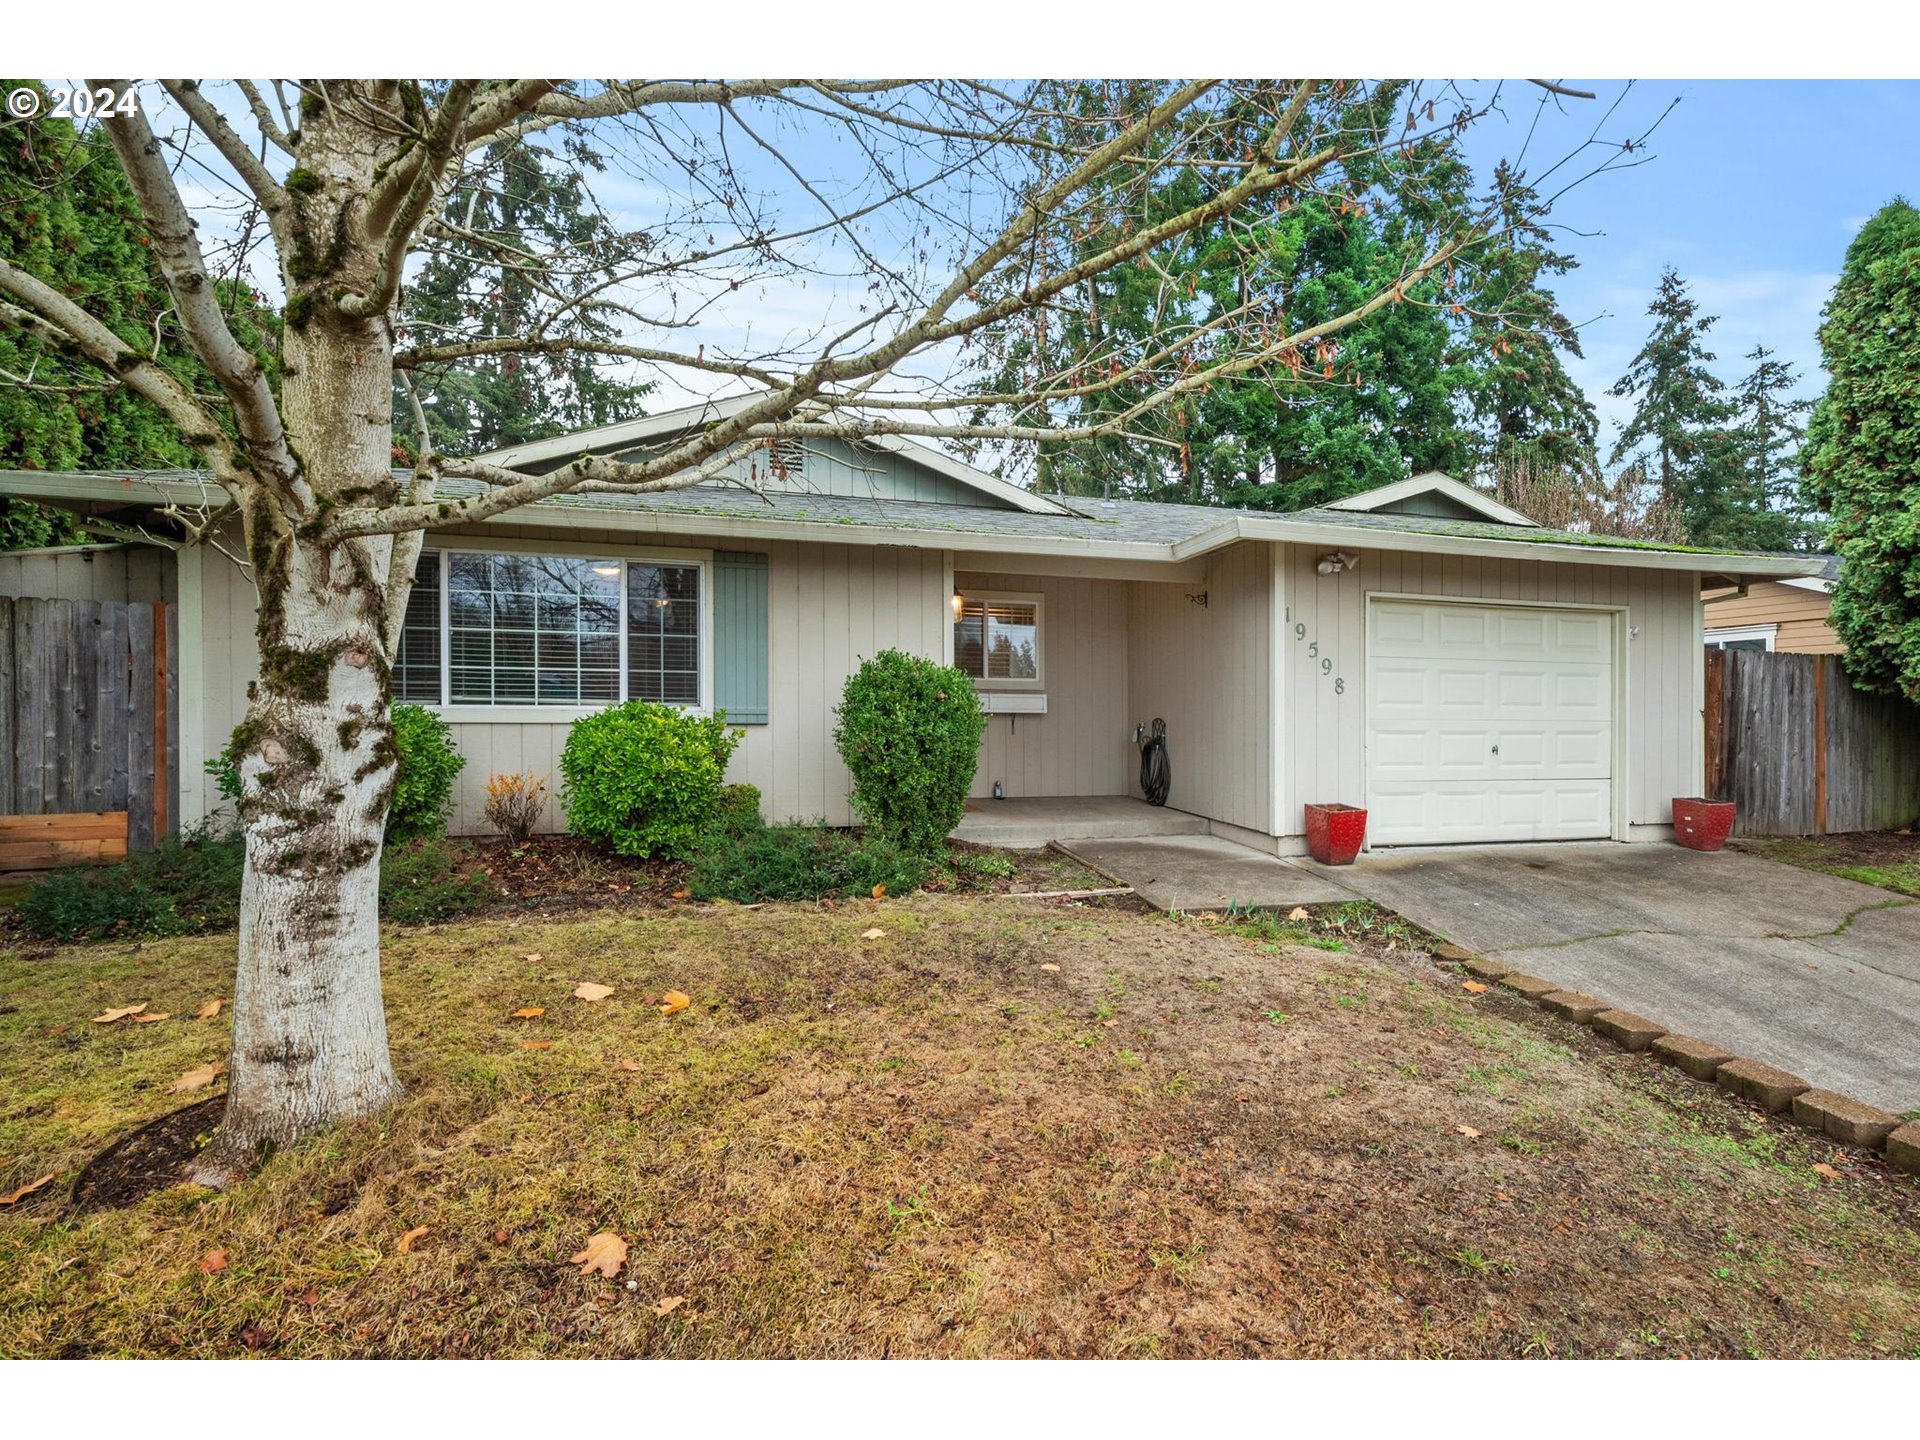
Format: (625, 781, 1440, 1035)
(1365, 597, 1618, 845)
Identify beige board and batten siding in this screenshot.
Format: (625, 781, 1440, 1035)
(1123, 540, 1274, 835)
(957, 572, 1131, 800)
(176, 524, 951, 834)
(1280, 543, 1701, 837)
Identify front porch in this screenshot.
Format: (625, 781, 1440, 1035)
(950, 794, 1206, 848)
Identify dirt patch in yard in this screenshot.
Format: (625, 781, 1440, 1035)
(2, 898, 1916, 1358)
(1736, 831, 1920, 899)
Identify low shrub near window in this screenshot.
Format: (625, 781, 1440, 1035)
(205, 702, 464, 840)
(483, 770, 549, 848)
(833, 649, 986, 857)
(378, 837, 496, 924)
(559, 701, 744, 859)
(387, 704, 466, 840)
(688, 822, 928, 903)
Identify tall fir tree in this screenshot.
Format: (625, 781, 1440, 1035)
(1606, 267, 1732, 541)
(1459, 162, 1597, 469)
(1717, 344, 1815, 551)
(395, 135, 653, 454)
(1802, 198, 1920, 700)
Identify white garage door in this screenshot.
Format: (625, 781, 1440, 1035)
(1366, 599, 1616, 845)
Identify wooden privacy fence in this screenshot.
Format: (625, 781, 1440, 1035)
(1703, 647, 1920, 836)
(0, 596, 176, 868)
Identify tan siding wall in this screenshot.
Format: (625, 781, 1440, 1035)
(181, 524, 950, 833)
(1704, 581, 1841, 654)
(1124, 541, 1273, 833)
(1280, 545, 1699, 833)
(957, 572, 1131, 799)
(0, 543, 174, 603)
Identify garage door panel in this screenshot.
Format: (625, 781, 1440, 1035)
(1366, 600, 1615, 845)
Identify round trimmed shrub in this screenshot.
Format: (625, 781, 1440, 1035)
(387, 704, 466, 840)
(833, 649, 986, 856)
(560, 701, 743, 858)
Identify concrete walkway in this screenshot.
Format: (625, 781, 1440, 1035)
(1059, 835, 1360, 913)
(952, 795, 1206, 848)
(1298, 842, 1920, 1114)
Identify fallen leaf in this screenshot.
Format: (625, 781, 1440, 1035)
(861, 927, 886, 940)
(871, 884, 887, 899)
(1038, 963, 1060, 972)
(1455, 1124, 1482, 1138)
(168, 1061, 224, 1094)
(298, 1288, 319, 1306)
(237, 1321, 271, 1350)
(652, 1295, 686, 1316)
(571, 1231, 628, 1279)
(1286, 906, 1310, 921)
(396, 1225, 430, 1254)
(1461, 981, 1489, 994)
(492, 1230, 510, 1245)
(510, 1006, 546, 1019)
(657, 991, 690, 1016)
(573, 981, 615, 1002)
(199, 1249, 229, 1274)
(1812, 1162, 1842, 1179)
(0, 1172, 56, 1206)
(133, 1011, 171, 1024)
(194, 998, 223, 1020)
(520, 1040, 553, 1051)
(91, 1003, 148, 1024)
(615, 1059, 642, 1072)
(522, 952, 544, 963)
(670, 888, 691, 901)
(1101, 1018, 1119, 1028)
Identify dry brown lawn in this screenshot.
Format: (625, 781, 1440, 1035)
(3, 895, 1918, 1358)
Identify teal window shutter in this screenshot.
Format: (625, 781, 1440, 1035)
(713, 551, 769, 724)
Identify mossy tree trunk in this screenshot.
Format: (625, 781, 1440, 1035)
(190, 100, 412, 1182)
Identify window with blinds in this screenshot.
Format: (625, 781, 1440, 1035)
(952, 593, 1041, 685)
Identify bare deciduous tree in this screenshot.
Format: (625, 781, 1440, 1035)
(0, 77, 1631, 1181)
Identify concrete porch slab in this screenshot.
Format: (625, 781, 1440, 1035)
(1057, 835, 1361, 913)
(951, 795, 1207, 849)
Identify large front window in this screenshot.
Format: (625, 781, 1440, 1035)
(393, 548, 705, 709)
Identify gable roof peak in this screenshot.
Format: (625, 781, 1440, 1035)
(1321, 471, 1539, 528)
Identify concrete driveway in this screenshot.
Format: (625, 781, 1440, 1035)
(1298, 842, 1920, 1114)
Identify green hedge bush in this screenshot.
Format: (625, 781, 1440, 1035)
(688, 822, 929, 903)
(559, 701, 743, 858)
(205, 702, 464, 840)
(833, 649, 986, 856)
(17, 831, 492, 941)
(710, 783, 764, 837)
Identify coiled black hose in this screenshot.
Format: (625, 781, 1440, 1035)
(1138, 717, 1171, 807)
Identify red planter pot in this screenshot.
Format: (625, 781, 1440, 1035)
(1672, 797, 1736, 852)
(1305, 803, 1367, 865)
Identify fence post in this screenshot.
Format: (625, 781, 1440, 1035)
(1703, 646, 1725, 800)
(152, 600, 170, 840)
(1813, 655, 1828, 837)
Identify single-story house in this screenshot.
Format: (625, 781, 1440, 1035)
(0, 397, 1828, 853)
(1704, 557, 1842, 654)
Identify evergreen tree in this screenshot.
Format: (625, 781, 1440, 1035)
(1459, 162, 1597, 469)
(1716, 344, 1815, 551)
(395, 136, 653, 454)
(1607, 268, 1732, 540)
(0, 80, 200, 545)
(1802, 198, 1920, 700)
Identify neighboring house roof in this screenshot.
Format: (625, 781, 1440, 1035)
(1321, 471, 1539, 527)
(474, 395, 1074, 518)
(0, 466, 1831, 581)
(1779, 555, 1841, 592)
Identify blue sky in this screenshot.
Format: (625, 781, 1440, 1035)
(1462, 79, 1920, 444)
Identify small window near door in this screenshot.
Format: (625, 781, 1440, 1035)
(952, 592, 1042, 686)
